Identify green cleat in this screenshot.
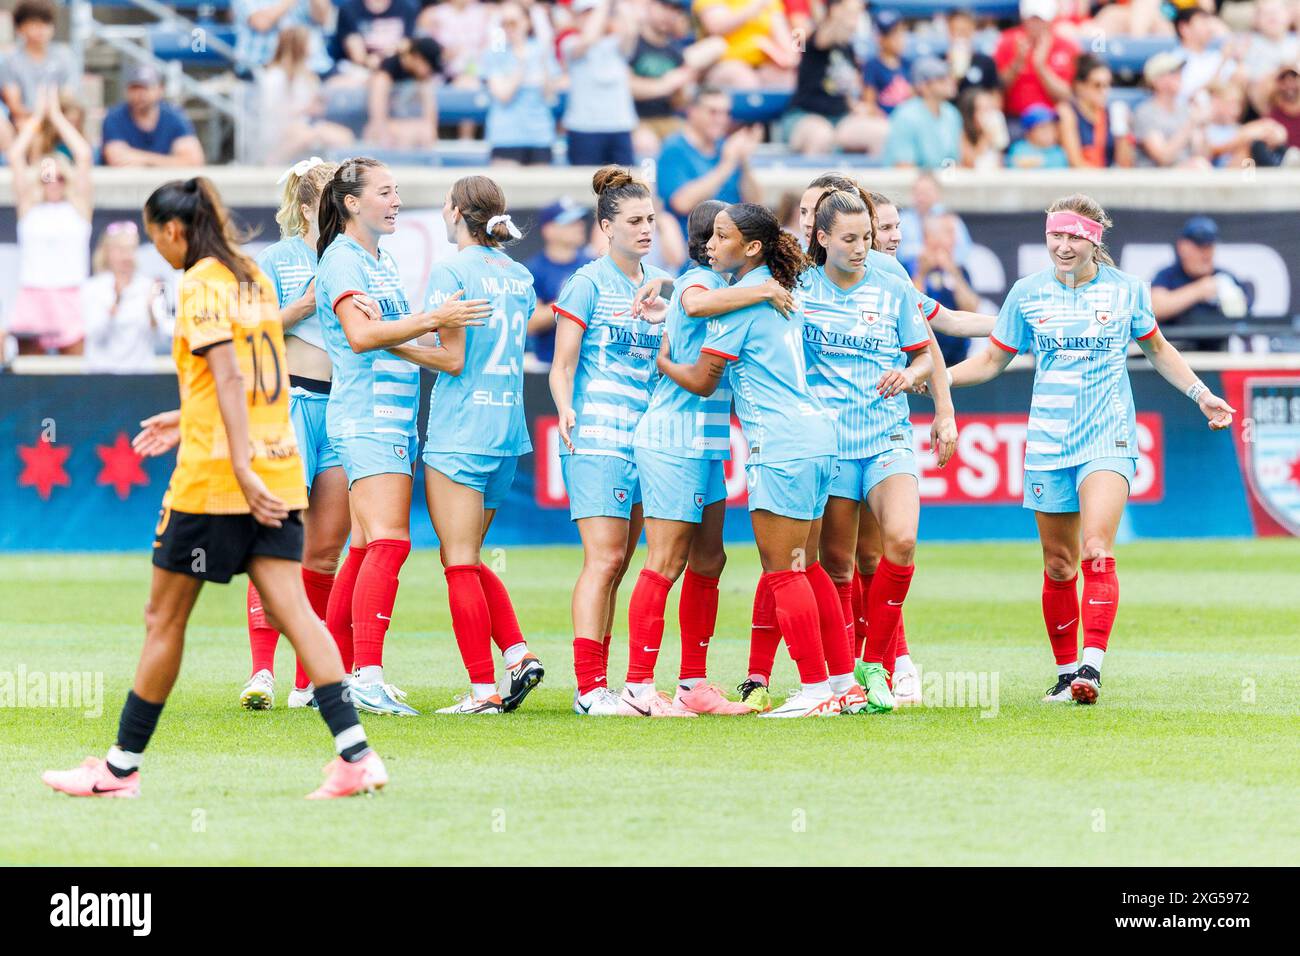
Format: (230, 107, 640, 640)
(736, 679, 773, 713)
(853, 660, 895, 713)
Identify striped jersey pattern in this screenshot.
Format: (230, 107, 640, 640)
(991, 264, 1158, 471)
(871, 248, 940, 321)
(257, 236, 322, 350)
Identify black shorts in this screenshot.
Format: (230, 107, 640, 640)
(152, 508, 304, 583)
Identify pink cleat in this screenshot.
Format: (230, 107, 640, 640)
(674, 682, 756, 715)
(306, 751, 389, 799)
(42, 757, 140, 798)
(618, 686, 697, 717)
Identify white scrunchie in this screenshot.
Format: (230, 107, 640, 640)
(276, 156, 326, 185)
(486, 214, 522, 239)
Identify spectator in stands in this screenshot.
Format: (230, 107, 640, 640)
(1, 0, 78, 126)
(101, 66, 205, 168)
(785, 0, 887, 155)
(1245, 0, 1299, 114)
(256, 27, 355, 163)
(1058, 53, 1135, 167)
(958, 86, 1009, 169)
(559, 0, 638, 166)
(364, 36, 444, 148)
(420, 0, 493, 87)
(911, 213, 979, 365)
(693, 0, 799, 90)
(232, 0, 334, 77)
(948, 8, 1001, 94)
(517, 0, 556, 50)
(883, 56, 962, 169)
(1151, 215, 1254, 352)
(1087, 0, 1171, 39)
(1134, 51, 1209, 168)
(1204, 81, 1293, 168)
(629, 0, 725, 156)
(5, 88, 93, 356)
(525, 197, 593, 370)
(30, 90, 87, 164)
(81, 222, 170, 374)
(333, 0, 421, 76)
(1267, 63, 1300, 150)
(995, 0, 1078, 121)
(1006, 103, 1069, 167)
(1174, 6, 1245, 106)
(656, 85, 762, 233)
(863, 10, 913, 116)
(483, 1, 561, 165)
(898, 171, 972, 267)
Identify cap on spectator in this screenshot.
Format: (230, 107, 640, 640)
(1143, 50, 1185, 85)
(1019, 0, 1058, 21)
(910, 56, 950, 86)
(539, 196, 588, 228)
(1020, 104, 1058, 130)
(1181, 215, 1219, 245)
(875, 9, 904, 33)
(409, 36, 443, 70)
(127, 64, 162, 88)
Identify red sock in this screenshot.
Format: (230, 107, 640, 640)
(325, 545, 365, 672)
(894, 618, 909, 657)
(297, 567, 334, 688)
(626, 569, 672, 684)
(851, 569, 871, 659)
(767, 570, 827, 685)
(748, 574, 781, 683)
(574, 637, 607, 696)
(863, 557, 914, 665)
(247, 582, 279, 675)
(807, 562, 853, 677)
(834, 578, 856, 659)
(352, 539, 410, 670)
(678, 568, 718, 682)
(445, 564, 495, 684)
(1042, 572, 1081, 666)
(601, 633, 612, 670)
(479, 565, 524, 653)
(1081, 557, 1118, 654)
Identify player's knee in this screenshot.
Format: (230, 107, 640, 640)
(586, 549, 625, 584)
(689, 548, 725, 580)
(1081, 538, 1113, 566)
(303, 545, 342, 575)
(855, 549, 882, 574)
(820, 547, 854, 584)
(884, 531, 916, 565)
(1043, 551, 1077, 581)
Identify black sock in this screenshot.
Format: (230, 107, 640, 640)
(315, 681, 371, 763)
(110, 691, 165, 777)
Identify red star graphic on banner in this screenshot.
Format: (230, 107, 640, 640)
(1289, 455, 1300, 488)
(96, 432, 149, 500)
(17, 438, 71, 500)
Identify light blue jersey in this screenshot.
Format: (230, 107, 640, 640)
(423, 245, 534, 457)
(257, 236, 322, 349)
(991, 264, 1158, 471)
(871, 248, 940, 321)
(315, 234, 420, 442)
(553, 255, 671, 460)
(633, 265, 733, 460)
(699, 265, 836, 464)
(800, 263, 930, 460)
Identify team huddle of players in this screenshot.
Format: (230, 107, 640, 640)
(40, 160, 1235, 799)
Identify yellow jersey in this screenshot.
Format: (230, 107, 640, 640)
(164, 256, 308, 515)
(694, 0, 775, 67)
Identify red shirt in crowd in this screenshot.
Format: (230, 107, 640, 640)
(994, 25, 1079, 117)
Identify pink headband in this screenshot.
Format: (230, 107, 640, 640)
(1046, 211, 1102, 245)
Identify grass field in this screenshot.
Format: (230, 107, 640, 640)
(2, 539, 1298, 866)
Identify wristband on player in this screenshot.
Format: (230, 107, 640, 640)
(1186, 380, 1209, 403)
(946, 368, 954, 387)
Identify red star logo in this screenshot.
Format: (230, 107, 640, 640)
(17, 437, 71, 500)
(1289, 455, 1300, 488)
(96, 432, 149, 500)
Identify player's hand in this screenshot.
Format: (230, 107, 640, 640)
(909, 379, 931, 396)
(656, 332, 672, 372)
(354, 292, 381, 321)
(557, 407, 577, 453)
(632, 281, 659, 318)
(877, 367, 916, 398)
(639, 289, 670, 325)
(132, 409, 181, 458)
(931, 414, 958, 468)
(1199, 393, 1235, 430)
(761, 279, 795, 318)
(427, 290, 490, 331)
(236, 468, 290, 528)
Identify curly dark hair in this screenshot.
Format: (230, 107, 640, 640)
(723, 203, 808, 290)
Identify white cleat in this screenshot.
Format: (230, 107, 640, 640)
(239, 669, 275, 710)
(759, 690, 842, 718)
(287, 683, 316, 709)
(573, 687, 631, 716)
(893, 669, 923, 707)
(1043, 672, 1077, 702)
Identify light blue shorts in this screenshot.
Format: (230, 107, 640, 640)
(423, 450, 519, 509)
(561, 453, 642, 521)
(334, 432, 419, 487)
(289, 387, 342, 490)
(746, 455, 837, 521)
(829, 448, 919, 502)
(1024, 457, 1136, 513)
(635, 448, 727, 523)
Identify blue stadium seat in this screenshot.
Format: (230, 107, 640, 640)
(872, 0, 1019, 18)
(94, 0, 231, 10)
(1097, 36, 1178, 79)
(149, 23, 237, 65)
(436, 87, 491, 125)
(730, 90, 791, 125)
(1108, 86, 1150, 111)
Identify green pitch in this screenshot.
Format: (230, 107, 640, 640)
(2, 539, 1297, 866)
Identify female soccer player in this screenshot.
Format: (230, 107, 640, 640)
(43, 177, 385, 800)
(549, 167, 673, 717)
(946, 194, 1234, 703)
(421, 175, 544, 715)
(658, 203, 847, 719)
(801, 188, 958, 713)
(240, 157, 356, 712)
(623, 200, 794, 716)
(315, 157, 490, 716)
